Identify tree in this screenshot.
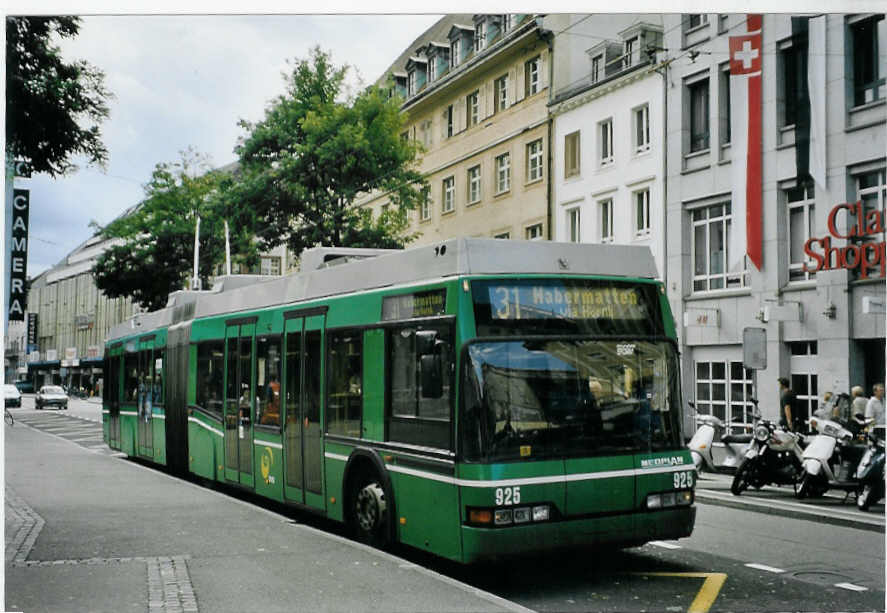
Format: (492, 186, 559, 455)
(6, 16, 112, 176)
(93, 149, 259, 311)
(232, 46, 427, 256)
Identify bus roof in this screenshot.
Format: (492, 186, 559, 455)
(106, 238, 658, 342)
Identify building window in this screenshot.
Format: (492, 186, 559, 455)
(450, 38, 461, 68)
(407, 70, 417, 97)
(446, 105, 454, 138)
(780, 37, 807, 128)
(428, 58, 436, 83)
(566, 207, 581, 243)
(718, 14, 729, 34)
(525, 56, 540, 96)
(623, 36, 637, 69)
(787, 182, 816, 282)
(634, 104, 650, 153)
(468, 165, 482, 204)
(851, 15, 885, 106)
(494, 231, 510, 239)
(600, 198, 614, 243)
(635, 188, 651, 236)
(494, 74, 508, 112)
(564, 130, 580, 178)
(790, 341, 819, 426)
(495, 152, 511, 194)
(525, 223, 543, 240)
(475, 20, 486, 52)
(419, 189, 432, 221)
(689, 78, 710, 152)
(691, 202, 747, 292)
(718, 63, 731, 145)
(591, 54, 603, 83)
(857, 168, 886, 244)
(599, 118, 614, 166)
(688, 14, 709, 29)
(442, 176, 455, 213)
(467, 90, 479, 127)
(260, 256, 281, 276)
(526, 139, 543, 182)
(695, 361, 755, 433)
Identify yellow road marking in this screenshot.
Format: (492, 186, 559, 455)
(632, 572, 727, 613)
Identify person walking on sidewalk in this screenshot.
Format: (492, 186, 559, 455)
(778, 377, 800, 432)
(851, 386, 868, 420)
(865, 383, 885, 425)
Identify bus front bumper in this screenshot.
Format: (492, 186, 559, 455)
(459, 506, 696, 563)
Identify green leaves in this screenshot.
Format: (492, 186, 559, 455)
(6, 16, 112, 177)
(93, 148, 259, 310)
(234, 46, 427, 254)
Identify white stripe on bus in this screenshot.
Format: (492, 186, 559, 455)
(323, 452, 693, 487)
(187, 416, 224, 438)
(254, 440, 283, 450)
(120, 411, 138, 417)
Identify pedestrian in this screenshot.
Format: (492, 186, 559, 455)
(778, 377, 800, 432)
(865, 383, 885, 425)
(851, 385, 868, 420)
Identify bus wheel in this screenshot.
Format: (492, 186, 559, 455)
(350, 472, 389, 548)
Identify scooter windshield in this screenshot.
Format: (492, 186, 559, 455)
(460, 339, 683, 462)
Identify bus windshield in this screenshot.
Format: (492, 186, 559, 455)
(460, 339, 682, 462)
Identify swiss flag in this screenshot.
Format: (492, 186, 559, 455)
(729, 16, 763, 272)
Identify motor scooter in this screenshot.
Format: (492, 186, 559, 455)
(687, 402, 752, 475)
(855, 426, 885, 511)
(796, 414, 872, 499)
(731, 415, 805, 495)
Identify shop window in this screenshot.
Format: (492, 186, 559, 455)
(387, 322, 454, 449)
(695, 360, 755, 433)
(789, 341, 819, 426)
(196, 340, 225, 417)
(327, 330, 362, 437)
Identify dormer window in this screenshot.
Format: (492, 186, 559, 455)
(475, 20, 486, 52)
(624, 36, 637, 68)
(408, 71, 416, 96)
(428, 59, 435, 82)
(451, 39, 461, 67)
(405, 57, 427, 97)
(591, 54, 603, 83)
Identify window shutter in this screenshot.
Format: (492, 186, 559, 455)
(539, 53, 547, 90)
(456, 97, 466, 132)
(509, 67, 518, 105)
(516, 62, 526, 102)
(481, 83, 490, 120)
(441, 109, 448, 140)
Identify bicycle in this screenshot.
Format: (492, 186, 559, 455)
(5, 407, 14, 426)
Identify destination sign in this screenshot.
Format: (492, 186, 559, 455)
(381, 289, 447, 321)
(487, 284, 649, 320)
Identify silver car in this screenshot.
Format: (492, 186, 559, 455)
(36, 385, 68, 410)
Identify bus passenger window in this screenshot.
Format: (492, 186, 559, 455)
(256, 336, 282, 427)
(327, 330, 362, 437)
(124, 348, 139, 402)
(196, 340, 224, 416)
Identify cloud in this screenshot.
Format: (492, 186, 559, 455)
(21, 14, 441, 277)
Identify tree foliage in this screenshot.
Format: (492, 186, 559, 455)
(6, 16, 112, 176)
(232, 46, 427, 256)
(93, 149, 259, 311)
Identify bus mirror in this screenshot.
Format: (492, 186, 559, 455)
(420, 354, 443, 398)
(416, 330, 437, 355)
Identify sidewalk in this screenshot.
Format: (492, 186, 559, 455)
(695, 472, 885, 533)
(5, 424, 530, 613)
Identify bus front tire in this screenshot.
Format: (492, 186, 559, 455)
(349, 471, 390, 548)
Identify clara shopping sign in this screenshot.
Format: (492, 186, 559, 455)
(8, 188, 30, 320)
(804, 201, 886, 280)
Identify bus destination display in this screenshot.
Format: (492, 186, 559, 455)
(381, 289, 447, 321)
(487, 283, 648, 320)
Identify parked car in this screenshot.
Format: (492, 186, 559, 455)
(36, 385, 68, 410)
(4, 384, 22, 408)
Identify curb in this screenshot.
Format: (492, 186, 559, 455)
(695, 488, 885, 533)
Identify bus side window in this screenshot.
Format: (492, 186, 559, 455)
(327, 330, 363, 437)
(196, 340, 225, 417)
(256, 335, 282, 427)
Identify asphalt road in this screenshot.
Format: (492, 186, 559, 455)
(5, 398, 885, 612)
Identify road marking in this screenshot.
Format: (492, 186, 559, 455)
(835, 582, 868, 592)
(649, 540, 682, 549)
(744, 563, 785, 573)
(634, 572, 726, 613)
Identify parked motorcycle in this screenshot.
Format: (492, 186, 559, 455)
(688, 402, 753, 475)
(855, 426, 885, 511)
(730, 417, 805, 495)
(796, 414, 872, 499)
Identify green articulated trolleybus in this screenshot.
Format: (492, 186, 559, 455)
(103, 238, 696, 563)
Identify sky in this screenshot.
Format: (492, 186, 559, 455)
(9, 12, 443, 276)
